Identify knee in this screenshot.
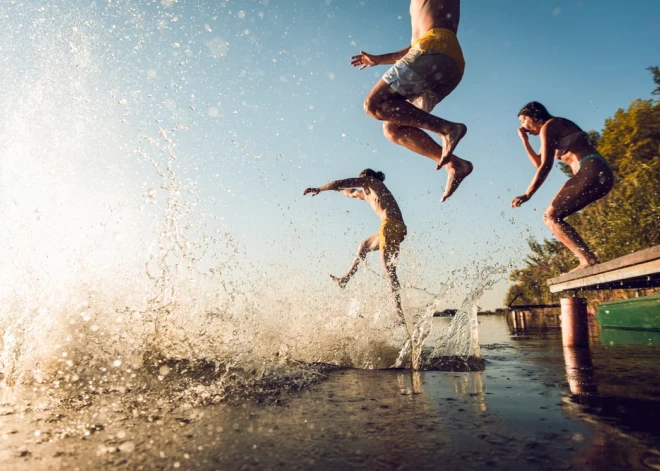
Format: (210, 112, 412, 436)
(382, 122, 405, 142)
(357, 241, 371, 258)
(363, 96, 382, 120)
(543, 208, 561, 228)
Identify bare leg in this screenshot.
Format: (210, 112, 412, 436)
(544, 214, 598, 271)
(331, 234, 380, 288)
(545, 160, 614, 272)
(383, 122, 473, 202)
(381, 243, 405, 323)
(364, 80, 467, 166)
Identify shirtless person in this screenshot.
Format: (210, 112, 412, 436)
(304, 169, 407, 320)
(351, 0, 472, 202)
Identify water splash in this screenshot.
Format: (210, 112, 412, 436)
(0, 2, 505, 405)
(392, 265, 506, 370)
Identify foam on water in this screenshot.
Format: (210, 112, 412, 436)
(0, 2, 502, 404)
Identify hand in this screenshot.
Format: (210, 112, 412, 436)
(303, 188, 320, 196)
(350, 51, 379, 70)
(517, 127, 529, 141)
(511, 194, 531, 207)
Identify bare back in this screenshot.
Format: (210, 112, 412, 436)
(410, 0, 460, 43)
(362, 178, 404, 223)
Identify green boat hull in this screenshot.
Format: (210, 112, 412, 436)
(599, 328, 660, 346)
(597, 293, 660, 332)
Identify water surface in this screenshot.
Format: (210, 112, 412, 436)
(2, 312, 660, 470)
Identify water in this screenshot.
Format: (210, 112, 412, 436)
(2, 3, 658, 468)
(3, 313, 660, 469)
(0, 1, 492, 403)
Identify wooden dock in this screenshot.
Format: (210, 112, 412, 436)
(547, 245, 660, 294)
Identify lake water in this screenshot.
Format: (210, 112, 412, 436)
(3, 312, 660, 470)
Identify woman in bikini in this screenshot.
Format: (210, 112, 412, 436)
(511, 102, 614, 273)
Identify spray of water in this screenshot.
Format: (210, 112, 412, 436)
(0, 2, 503, 404)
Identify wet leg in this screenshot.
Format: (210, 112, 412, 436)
(331, 234, 380, 288)
(381, 244, 405, 323)
(544, 210, 599, 271)
(364, 80, 467, 165)
(545, 162, 614, 272)
(383, 122, 473, 202)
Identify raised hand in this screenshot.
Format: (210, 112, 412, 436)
(517, 127, 530, 141)
(350, 50, 379, 70)
(303, 188, 321, 196)
(511, 194, 530, 207)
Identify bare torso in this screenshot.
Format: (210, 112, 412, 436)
(362, 179, 404, 223)
(545, 118, 599, 175)
(410, 0, 460, 43)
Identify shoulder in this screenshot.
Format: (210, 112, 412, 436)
(540, 118, 561, 141)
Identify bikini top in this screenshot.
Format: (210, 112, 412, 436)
(554, 123, 592, 160)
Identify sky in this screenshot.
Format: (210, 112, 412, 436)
(1, 0, 659, 311)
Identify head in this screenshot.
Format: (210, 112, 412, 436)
(359, 168, 385, 181)
(518, 101, 553, 135)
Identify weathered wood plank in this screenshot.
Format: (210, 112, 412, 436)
(548, 258, 660, 293)
(548, 245, 660, 288)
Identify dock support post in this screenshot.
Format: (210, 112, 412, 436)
(560, 297, 589, 347)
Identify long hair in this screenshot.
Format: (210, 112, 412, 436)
(519, 101, 583, 130)
(359, 168, 385, 181)
(518, 101, 553, 123)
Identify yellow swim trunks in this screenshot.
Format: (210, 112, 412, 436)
(382, 28, 465, 112)
(378, 218, 407, 252)
(411, 28, 465, 75)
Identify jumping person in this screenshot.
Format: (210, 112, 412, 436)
(351, 0, 472, 202)
(304, 169, 407, 320)
(512, 102, 614, 273)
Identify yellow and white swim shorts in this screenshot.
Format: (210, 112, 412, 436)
(382, 28, 465, 112)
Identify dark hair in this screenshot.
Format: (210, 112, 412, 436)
(518, 101, 553, 123)
(359, 168, 385, 181)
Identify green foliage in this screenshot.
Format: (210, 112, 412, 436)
(648, 66, 660, 95)
(506, 74, 660, 306)
(581, 99, 660, 259)
(505, 239, 572, 306)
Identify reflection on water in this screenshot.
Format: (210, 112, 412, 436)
(2, 314, 660, 469)
(563, 346, 598, 395)
(506, 309, 561, 335)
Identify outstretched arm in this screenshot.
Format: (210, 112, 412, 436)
(303, 178, 366, 197)
(518, 127, 542, 168)
(512, 127, 554, 207)
(351, 46, 411, 69)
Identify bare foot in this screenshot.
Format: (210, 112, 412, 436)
(566, 259, 598, 274)
(330, 274, 346, 288)
(438, 123, 467, 166)
(441, 158, 473, 202)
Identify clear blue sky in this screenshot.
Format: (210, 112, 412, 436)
(1, 0, 659, 310)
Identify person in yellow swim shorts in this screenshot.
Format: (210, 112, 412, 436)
(351, 0, 473, 203)
(304, 169, 407, 322)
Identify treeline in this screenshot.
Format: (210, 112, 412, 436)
(506, 68, 660, 307)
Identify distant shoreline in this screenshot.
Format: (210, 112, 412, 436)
(433, 309, 508, 317)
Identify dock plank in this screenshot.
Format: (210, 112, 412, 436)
(547, 245, 660, 293)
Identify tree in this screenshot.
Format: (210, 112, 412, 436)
(505, 238, 572, 306)
(648, 66, 660, 95)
